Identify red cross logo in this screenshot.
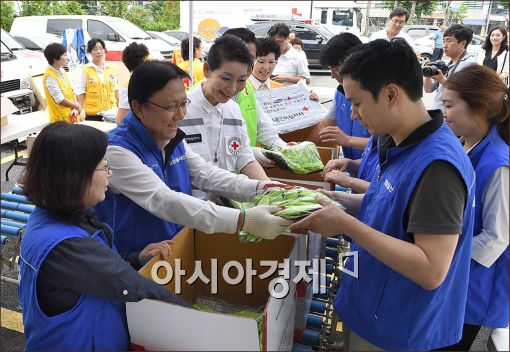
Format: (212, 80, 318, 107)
(303, 106, 309, 111)
(227, 136, 241, 155)
(230, 140, 239, 150)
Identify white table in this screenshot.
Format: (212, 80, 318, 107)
(1, 111, 50, 180)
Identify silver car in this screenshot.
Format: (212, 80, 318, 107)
(414, 33, 484, 65)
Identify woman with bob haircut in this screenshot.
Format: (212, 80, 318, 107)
(95, 60, 291, 255)
(18, 122, 188, 350)
(477, 26, 509, 85)
(441, 65, 509, 350)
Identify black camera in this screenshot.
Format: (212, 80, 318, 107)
(422, 60, 449, 77)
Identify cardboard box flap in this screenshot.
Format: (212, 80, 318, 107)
(126, 298, 260, 351)
(1, 96, 19, 117)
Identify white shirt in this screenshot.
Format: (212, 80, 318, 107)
(44, 65, 76, 104)
(118, 86, 129, 109)
(183, 85, 256, 172)
(369, 29, 419, 54)
(106, 141, 258, 235)
(76, 62, 119, 95)
(471, 166, 509, 268)
(273, 46, 311, 87)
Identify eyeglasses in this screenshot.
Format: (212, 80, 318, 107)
(146, 98, 191, 113)
(95, 159, 111, 174)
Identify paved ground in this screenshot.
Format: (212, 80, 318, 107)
(0, 70, 491, 350)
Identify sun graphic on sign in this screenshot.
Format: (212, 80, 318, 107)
(197, 19, 221, 40)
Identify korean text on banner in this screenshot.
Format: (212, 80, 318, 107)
(256, 85, 324, 134)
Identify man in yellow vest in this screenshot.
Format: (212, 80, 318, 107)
(42, 43, 84, 123)
(77, 38, 119, 121)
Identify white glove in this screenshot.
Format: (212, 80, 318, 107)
(256, 180, 293, 195)
(252, 147, 275, 168)
(243, 205, 293, 240)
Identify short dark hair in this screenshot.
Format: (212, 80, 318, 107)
(20, 122, 108, 223)
(320, 32, 362, 68)
(122, 42, 149, 72)
(290, 37, 303, 47)
(389, 7, 409, 21)
(444, 24, 473, 49)
(128, 60, 189, 108)
(207, 34, 253, 72)
(268, 23, 291, 38)
(482, 26, 508, 52)
(340, 38, 423, 102)
(181, 36, 202, 60)
(438, 20, 445, 26)
(255, 37, 280, 60)
(87, 38, 106, 53)
(222, 28, 256, 45)
(43, 43, 67, 65)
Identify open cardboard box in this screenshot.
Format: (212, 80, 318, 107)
(1, 96, 19, 126)
(265, 147, 337, 184)
(127, 228, 300, 351)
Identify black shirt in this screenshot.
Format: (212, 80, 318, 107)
(483, 48, 504, 71)
(378, 110, 467, 240)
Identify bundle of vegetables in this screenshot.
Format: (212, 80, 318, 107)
(236, 187, 343, 243)
(263, 141, 324, 174)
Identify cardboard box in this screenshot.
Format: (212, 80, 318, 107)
(28, 75, 47, 112)
(265, 147, 337, 183)
(1, 96, 19, 126)
(127, 228, 299, 351)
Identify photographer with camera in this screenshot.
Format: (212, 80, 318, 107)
(424, 24, 477, 111)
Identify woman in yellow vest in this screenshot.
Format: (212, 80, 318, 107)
(177, 36, 204, 87)
(42, 43, 84, 123)
(77, 38, 119, 121)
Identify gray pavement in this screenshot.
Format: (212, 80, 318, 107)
(0, 71, 491, 351)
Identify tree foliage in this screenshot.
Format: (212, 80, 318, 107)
(20, 1, 84, 16)
(1, 1, 15, 31)
(382, 0, 442, 20)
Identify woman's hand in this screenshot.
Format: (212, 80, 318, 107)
(139, 240, 173, 265)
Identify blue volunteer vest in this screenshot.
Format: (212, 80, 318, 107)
(334, 123, 475, 350)
(335, 89, 370, 160)
(18, 207, 129, 350)
(356, 135, 379, 182)
(464, 124, 509, 328)
(100, 111, 192, 253)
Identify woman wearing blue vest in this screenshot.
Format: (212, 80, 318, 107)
(307, 33, 371, 159)
(440, 65, 509, 350)
(97, 60, 291, 255)
(18, 123, 188, 350)
(291, 39, 476, 350)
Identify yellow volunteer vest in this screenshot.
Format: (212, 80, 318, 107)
(43, 67, 77, 123)
(83, 64, 117, 116)
(177, 59, 205, 87)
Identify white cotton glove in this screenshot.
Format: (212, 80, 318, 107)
(256, 180, 293, 195)
(252, 147, 275, 168)
(243, 205, 293, 240)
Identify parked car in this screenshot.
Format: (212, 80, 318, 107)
(1, 28, 46, 77)
(12, 33, 61, 52)
(10, 15, 174, 61)
(402, 25, 439, 39)
(247, 20, 333, 67)
(414, 33, 485, 65)
(164, 30, 213, 57)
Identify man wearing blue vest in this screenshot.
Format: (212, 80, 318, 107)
(307, 33, 371, 160)
(291, 38, 476, 350)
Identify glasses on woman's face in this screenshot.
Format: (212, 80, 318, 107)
(95, 159, 111, 174)
(146, 98, 191, 113)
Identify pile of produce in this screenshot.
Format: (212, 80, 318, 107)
(263, 142, 324, 174)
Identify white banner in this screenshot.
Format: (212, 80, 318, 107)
(256, 85, 325, 134)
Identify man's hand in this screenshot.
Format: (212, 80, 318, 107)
(290, 197, 351, 236)
(243, 205, 293, 240)
(319, 126, 351, 146)
(430, 69, 446, 85)
(324, 170, 350, 188)
(309, 90, 319, 102)
(322, 158, 352, 175)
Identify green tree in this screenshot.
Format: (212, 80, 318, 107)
(98, 1, 129, 18)
(141, 0, 180, 31)
(1, 1, 15, 31)
(382, 0, 441, 21)
(20, 1, 84, 16)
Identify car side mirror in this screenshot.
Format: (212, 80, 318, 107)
(316, 35, 323, 44)
(107, 33, 119, 41)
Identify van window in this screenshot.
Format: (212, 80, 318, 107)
(406, 28, 427, 38)
(14, 36, 39, 51)
(294, 26, 320, 41)
(332, 9, 353, 27)
(109, 19, 150, 40)
(321, 10, 327, 24)
(47, 19, 82, 36)
(88, 19, 124, 42)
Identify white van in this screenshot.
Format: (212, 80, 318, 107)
(10, 15, 173, 62)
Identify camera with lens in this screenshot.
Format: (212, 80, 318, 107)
(422, 60, 449, 77)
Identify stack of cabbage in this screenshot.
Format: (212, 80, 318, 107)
(224, 187, 343, 243)
(263, 141, 324, 174)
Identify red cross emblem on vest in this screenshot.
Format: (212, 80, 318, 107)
(227, 136, 241, 156)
